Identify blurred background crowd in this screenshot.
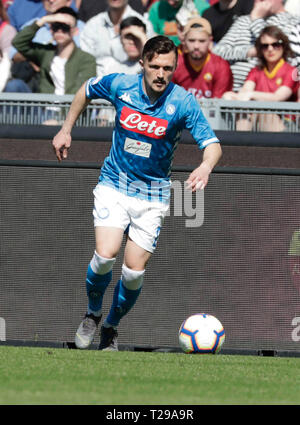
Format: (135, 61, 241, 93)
(0, 0, 299, 110)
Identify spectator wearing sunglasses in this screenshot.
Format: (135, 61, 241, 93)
(213, 0, 300, 91)
(223, 26, 299, 131)
(8, 0, 85, 93)
(10, 0, 85, 63)
(11, 6, 96, 94)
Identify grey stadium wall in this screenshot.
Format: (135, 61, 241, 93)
(1, 126, 300, 355)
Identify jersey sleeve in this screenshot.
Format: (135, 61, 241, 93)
(281, 66, 298, 91)
(245, 67, 258, 83)
(85, 73, 120, 103)
(181, 93, 220, 149)
(212, 59, 233, 98)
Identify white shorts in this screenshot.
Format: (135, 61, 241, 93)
(93, 184, 169, 253)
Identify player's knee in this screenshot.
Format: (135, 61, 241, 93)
(96, 246, 119, 260)
(121, 264, 144, 290)
(90, 250, 116, 275)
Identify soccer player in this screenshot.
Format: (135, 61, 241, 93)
(172, 17, 233, 99)
(52, 35, 222, 351)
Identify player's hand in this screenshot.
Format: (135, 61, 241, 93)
(52, 129, 72, 162)
(186, 161, 212, 192)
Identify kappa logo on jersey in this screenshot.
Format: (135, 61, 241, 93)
(119, 92, 133, 104)
(119, 106, 168, 139)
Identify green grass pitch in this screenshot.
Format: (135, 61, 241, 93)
(1, 345, 300, 405)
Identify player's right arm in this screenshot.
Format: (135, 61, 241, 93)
(52, 82, 91, 161)
(52, 73, 120, 161)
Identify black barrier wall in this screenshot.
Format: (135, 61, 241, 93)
(1, 163, 300, 353)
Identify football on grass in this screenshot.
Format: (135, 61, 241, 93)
(179, 313, 225, 354)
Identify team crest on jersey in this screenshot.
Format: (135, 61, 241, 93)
(166, 104, 176, 115)
(204, 72, 213, 82)
(119, 92, 133, 104)
(276, 77, 283, 86)
(119, 106, 168, 139)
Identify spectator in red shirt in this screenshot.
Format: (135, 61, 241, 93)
(172, 17, 233, 98)
(223, 25, 299, 131)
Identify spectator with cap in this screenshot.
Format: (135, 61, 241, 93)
(175, 0, 206, 52)
(172, 16, 233, 98)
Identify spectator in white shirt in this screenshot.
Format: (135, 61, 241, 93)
(99, 16, 147, 78)
(80, 0, 154, 76)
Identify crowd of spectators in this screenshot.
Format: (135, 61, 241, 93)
(0, 0, 299, 127)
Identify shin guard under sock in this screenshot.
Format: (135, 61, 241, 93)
(85, 252, 115, 316)
(105, 279, 142, 327)
(105, 265, 145, 327)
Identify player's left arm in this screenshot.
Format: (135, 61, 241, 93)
(183, 93, 222, 191)
(186, 142, 222, 192)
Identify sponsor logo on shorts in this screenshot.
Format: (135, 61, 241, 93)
(98, 207, 110, 219)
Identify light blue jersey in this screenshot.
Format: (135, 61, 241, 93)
(86, 73, 219, 203)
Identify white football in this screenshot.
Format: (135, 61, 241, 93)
(179, 313, 225, 354)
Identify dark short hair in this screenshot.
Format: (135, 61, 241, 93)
(142, 35, 178, 64)
(54, 6, 78, 22)
(255, 25, 294, 68)
(120, 16, 146, 33)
